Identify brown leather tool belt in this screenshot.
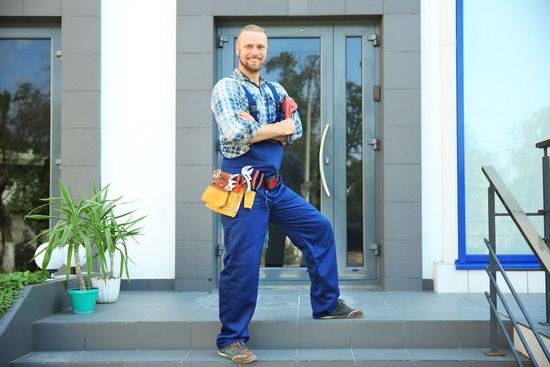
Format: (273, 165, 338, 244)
(211, 169, 280, 191)
(201, 168, 280, 217)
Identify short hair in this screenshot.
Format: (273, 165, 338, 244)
(236, 24, 267, 45)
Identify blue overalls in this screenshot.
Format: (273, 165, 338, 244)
(216, 81, 340, 349)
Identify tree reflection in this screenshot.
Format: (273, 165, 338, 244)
(465, 105, 550, 254)
(0, 83, 50, 272)
(263, 49, 321, 267)
(265, 51, 321, 207)
(346, 80, 363, 217)
(346, 80, 363, 266)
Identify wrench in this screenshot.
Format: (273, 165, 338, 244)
(224, 174, 240, 191)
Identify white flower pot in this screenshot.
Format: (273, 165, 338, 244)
(91, 277, 121, 303)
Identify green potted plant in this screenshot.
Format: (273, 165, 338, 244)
(89, 185, 144, 303)
(26, 181, 108, 314)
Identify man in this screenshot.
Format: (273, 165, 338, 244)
(211, 24, 364, 364)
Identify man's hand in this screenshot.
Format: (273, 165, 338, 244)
(238, 110, 295, 136)
(270, 135, 288, 143)
(277, 118, 296, 136)
(244, 113, 296, 144)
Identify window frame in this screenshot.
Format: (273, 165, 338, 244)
(455, 0, 539, 270)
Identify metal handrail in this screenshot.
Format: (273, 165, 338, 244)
(482, 166, 550, 272)
(484, 238, 550, 365)
(538, 139, 550, 322)
(536, 138, 550, 150)
(482, 148, 550, 365)
(484, 291, 528, 366)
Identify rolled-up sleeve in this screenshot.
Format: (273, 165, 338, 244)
(273, 83, 303, 144)
(211, 79, 262, 143)
(287, 109, 303, 144)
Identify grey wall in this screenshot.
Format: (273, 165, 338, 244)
(175, 0, 422, 291)
(59, 0, 101, 198)
(380, 2, 422, 290)
(1, 0, 422, 291)
(175, 3, 216, 291)
(0, 0, 101, 198)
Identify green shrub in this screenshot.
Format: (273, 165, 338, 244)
(0, 271, 46, 316)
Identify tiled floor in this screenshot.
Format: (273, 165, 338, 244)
(13, 290, 543, 366)
(39, 289, 547, 323)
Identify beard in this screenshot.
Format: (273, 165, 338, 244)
(238, 52, 264, 73)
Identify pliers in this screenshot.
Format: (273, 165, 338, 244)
(241, 165, 254, 192)
(251, 170, 264, 192)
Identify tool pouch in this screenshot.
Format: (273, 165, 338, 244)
(201, 178, 230, 209)
(222, 188, 244, 216)
(201, 170, 244, 218)
(205, 188, 243, 218)
(243, 191, 256, 209)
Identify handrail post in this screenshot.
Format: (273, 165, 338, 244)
(543, 147, 550, 324)
(486, 185, 504, 356)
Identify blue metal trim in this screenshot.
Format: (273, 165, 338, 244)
(454, 0, 538, 269)
(455, 261, 541, 270)
(455, 255, 540, 270)
(456, 0, 467, 265)
(461, 254, 538, 263)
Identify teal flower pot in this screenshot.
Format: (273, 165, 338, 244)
(67, 288, 99, 314)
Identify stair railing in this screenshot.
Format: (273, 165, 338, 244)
(536, 139, 550, 322)
(482, 138, 550, 366)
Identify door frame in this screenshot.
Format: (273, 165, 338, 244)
(333, 25, 380, 280)
(214, 21, 380, 285)
(0, 25, 62, 200)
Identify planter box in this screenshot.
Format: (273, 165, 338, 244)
(0, 276, 76, 367)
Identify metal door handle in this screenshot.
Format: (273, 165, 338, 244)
(319, 123, 331, 197)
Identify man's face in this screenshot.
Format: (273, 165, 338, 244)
(236, 30, 268, 73)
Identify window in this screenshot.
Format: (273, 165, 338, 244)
(456, 0, 550, 268)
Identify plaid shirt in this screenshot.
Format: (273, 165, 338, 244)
(211, 69, 302, 159)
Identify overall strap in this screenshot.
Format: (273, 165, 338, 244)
(239, 84, 259, 121)
(265, 82, 284, 122)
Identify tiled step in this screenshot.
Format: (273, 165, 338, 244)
(32, 318, 509, 351)
(11, 348, 532, 367)
(514, 321, 550, 366)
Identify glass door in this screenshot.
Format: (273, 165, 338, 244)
(0, 26, 61, 273)
(216, 23, 378, 282)
(333, 26, 379, 279)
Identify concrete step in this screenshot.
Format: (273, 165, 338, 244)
(11, 348, 532, 367)
(514, 321, 550, 366)
(32, 318, 510, 351)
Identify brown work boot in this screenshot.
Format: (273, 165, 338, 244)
(218, 341, 257, 364)
(321, 298, 364, 319)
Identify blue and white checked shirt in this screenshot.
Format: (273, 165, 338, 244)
(211, 69, 303, 159)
